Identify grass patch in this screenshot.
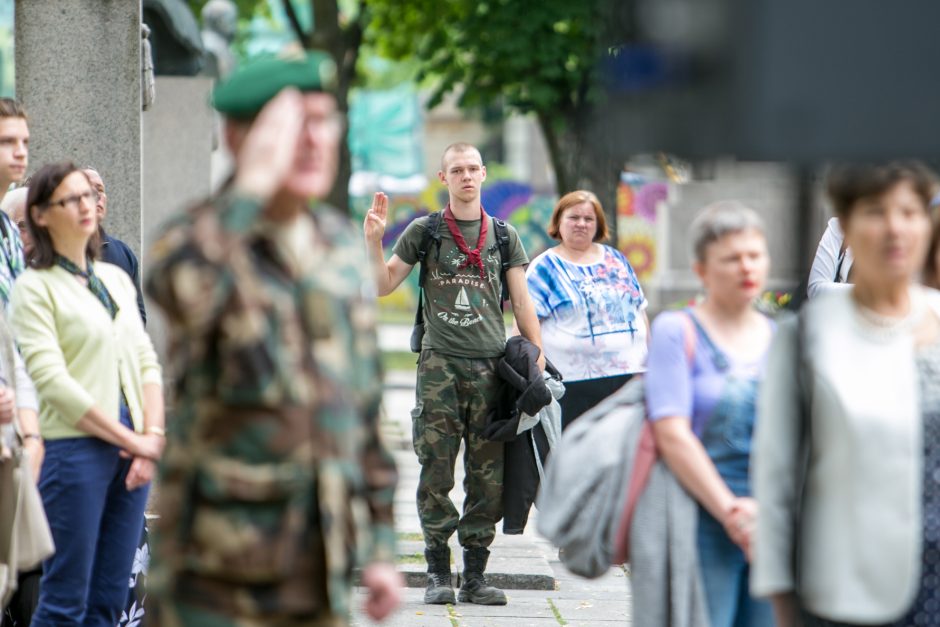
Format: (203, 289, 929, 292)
(378, 308, 414, 325)
(397, 531, 424, 542)
(397, 550, 454, 565)
(446, 603, 460, 627)
(547, 598, 567, 625)
(382, 350, 418, 372)
(396, 552, 426, 565)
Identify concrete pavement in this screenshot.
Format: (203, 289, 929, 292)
(352, 325, 634, 625)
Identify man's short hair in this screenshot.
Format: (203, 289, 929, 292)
(440, 142, 482, 171)
(0, 98, 27, 121)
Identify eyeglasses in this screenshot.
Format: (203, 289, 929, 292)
(45, 189, 98, 211)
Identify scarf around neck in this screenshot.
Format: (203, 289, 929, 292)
(442, 204, 488, 280)
(55, 255, 119, 319)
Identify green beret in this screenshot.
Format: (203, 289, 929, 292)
(212, 50, 337, 118)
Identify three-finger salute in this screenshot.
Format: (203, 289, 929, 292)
(364, 191, 388, 244)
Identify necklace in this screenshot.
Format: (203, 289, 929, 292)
(852, 289, 924, 338)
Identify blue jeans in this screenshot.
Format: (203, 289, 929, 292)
(697, 509, 773, 627)
(31, 407, 150, 627)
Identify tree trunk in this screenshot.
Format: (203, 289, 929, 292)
(536, 111, 572, 194)
(535, 107, 620, 241)
(308, 0, 364, 213)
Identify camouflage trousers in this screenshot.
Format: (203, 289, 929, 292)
(412, 349, 504, 549)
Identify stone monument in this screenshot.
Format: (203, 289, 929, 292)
(142, 0, 204, 75)
(201, 0, 238, 79)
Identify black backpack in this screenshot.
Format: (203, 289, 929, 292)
(409, 212, 512, 352)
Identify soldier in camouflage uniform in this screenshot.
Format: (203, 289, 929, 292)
(145, 52, 401, 627)
(364, 143, 544, 606)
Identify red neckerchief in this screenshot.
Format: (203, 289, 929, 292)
(442, 203, 488, 280)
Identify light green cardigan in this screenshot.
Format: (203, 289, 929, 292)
(10, 262, 163, 440)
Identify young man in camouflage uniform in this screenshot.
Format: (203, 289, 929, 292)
(364, 143, 544, 606)
(146, 52, 401, 627)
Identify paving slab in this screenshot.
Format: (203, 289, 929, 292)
(350, 587, 631, 627)
(389, 545, 555, 590)
(382, 411, 556, 591)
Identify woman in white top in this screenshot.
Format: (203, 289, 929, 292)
(753, 161, 940, 626)
(806, 216, 853, 298)
(525, 190, 648, 428)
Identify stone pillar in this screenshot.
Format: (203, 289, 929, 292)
(142, 76, 213, 250)
(142, 75, 213, 361)
(15, 0, 143, 256)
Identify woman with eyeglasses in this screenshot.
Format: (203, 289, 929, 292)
(10, 162, 164, 627)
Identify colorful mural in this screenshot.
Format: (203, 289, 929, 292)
(350, 177, 557, 312)
(356, 170, 671, 313)
(617, 171, 668, 283)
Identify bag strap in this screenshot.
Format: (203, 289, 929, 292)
(680, 311, 697, 364)
(833, 241, 848, 284)
(413, 286, 424, 329)
(493, 217, 512, 303)
(413, 212, 443, 328)
(613, 311, 697, 564)
(793, 307, 813, 591)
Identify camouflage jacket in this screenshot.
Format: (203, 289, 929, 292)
(145, 189, 397, 618)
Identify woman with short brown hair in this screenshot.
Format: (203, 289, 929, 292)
(525, 190, 648, 428)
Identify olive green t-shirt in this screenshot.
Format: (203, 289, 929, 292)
(393, 214, 529, 358)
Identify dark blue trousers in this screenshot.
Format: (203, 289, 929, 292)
(31, 408, 149, 627)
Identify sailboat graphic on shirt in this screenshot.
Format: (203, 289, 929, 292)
(454, 287, 471, 311)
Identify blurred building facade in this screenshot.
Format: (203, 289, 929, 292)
(0, 0, 828, 317)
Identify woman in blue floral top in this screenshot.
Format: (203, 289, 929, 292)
(525, 190, 649, 428)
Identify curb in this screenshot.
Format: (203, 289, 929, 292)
(354, 566, 555, 591)
(388, 540, 557, 591)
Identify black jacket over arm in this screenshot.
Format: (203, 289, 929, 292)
(484, 336, 560, 534)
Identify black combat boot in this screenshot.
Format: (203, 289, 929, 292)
(424, 546, 456, 605)
(458, 546, 507, 605)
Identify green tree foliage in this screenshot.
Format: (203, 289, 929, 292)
(185, 0, 366, 213)
(364, 0, 613, 198)
(186, 0, 269, 23)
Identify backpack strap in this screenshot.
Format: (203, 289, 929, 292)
(493, 217, 511, 302)
(416, 211, 443, 290)
(412, 212, 443, 333)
